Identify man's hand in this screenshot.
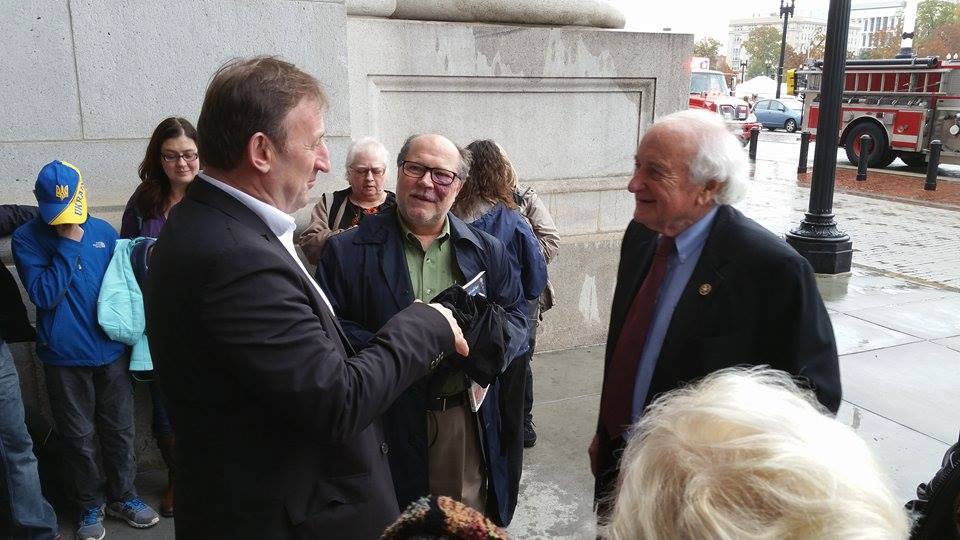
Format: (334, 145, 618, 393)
(55, 223, 84, 242)
(426, 302, 469, 357)
(589, 434, 599, 477)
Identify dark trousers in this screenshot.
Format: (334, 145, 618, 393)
(498, 352, 527, 525)
(44, 358, 137, 511)
(523, 300, 539, 424)
(130, 375, 174, 439)
(594, 433, 628, 520)
(0, 341, 59, 539)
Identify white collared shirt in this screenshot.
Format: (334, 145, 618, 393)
(199, 172, 335, 315)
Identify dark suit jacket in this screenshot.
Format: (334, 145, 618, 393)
(594, 204, 842, 509)
(315, 210, 527, 525)
(145, 179, 455, 539)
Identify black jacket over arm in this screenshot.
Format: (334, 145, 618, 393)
(594, 204, 841, 509)
(1, 205, 39, 342)
(145, 179, 456, 539)
(0, 204, 39, 237)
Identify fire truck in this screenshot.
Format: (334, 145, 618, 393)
(688, 58, 758, 145)
(801, 56, 960, 167)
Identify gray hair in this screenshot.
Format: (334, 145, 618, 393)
(652, 109, 749, 204)
(602, 367, 909, 540)
(396, 134, 472, 181)
(345, 136, 389, 168)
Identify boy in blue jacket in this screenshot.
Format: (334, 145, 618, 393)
(12, 161, 158, 540)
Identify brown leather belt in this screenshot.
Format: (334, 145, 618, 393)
(427, 392, 466, 411)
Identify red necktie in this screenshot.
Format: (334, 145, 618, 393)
(599, 235, 675, 439)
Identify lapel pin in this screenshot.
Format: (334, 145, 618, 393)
(698, 283, 712, 296)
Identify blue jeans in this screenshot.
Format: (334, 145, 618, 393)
(0, 341, 59, 539)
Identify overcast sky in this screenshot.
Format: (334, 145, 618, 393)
(606, 0, 833, 42)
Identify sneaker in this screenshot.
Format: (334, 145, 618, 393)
(523, 419, 538, 448)
(105, 497, 159, 529)
(76, 505, 105, 540)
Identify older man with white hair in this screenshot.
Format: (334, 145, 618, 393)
(590, 109, 842, 518)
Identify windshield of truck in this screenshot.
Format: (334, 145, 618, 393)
(690, 72, 729, 94)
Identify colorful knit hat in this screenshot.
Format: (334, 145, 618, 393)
(381, 496, 511, 540)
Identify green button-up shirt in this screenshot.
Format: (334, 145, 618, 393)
(399, 214, 465, 395)
(399, 216, 458, 302)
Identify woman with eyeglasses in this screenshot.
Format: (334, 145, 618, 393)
(299, 137, 396, 265)
(118, 116, 199, 519)
(121, 117, 199, 239)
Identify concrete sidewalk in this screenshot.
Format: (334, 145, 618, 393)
(93, 265, 960, 540)
(512, 266, 960, 538)
(746, 158, 960, 287)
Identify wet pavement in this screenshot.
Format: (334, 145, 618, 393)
(70, 132, 960, 538)
(799, 170, 960, 210)
(763, 129, 960, 208)
(746, 144, 960, 287)
(752, 129, 960, 180)
(510, 274, 960, 538)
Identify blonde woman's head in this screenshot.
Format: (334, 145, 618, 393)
(604, 367, 909, 540)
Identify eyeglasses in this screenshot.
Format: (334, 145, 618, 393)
(349, 166, 386, 178)
(160, 151, 199, 163)
(400, 160, 459, 186)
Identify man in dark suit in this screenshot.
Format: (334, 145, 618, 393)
(591, 109, 842, 517)
(145, 56, 468, 539)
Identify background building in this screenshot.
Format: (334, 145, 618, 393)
(726, 1, 936, 66)
(850, 0, 906, 56)
(728, 11, 827, 68)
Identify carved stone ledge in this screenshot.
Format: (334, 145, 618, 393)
(345, 0, 625, 29)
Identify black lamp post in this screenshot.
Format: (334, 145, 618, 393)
(776, 0, 796, 98)
(740, 60, 748, 83)
(785, 0, 853, 274)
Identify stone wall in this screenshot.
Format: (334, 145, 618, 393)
(344, 18, 692, 349)
(2, 0, 692, 468)
(1, 0, 355, 468)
